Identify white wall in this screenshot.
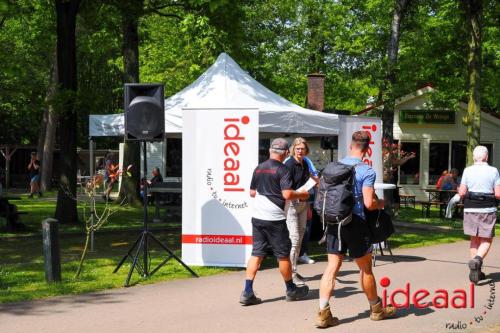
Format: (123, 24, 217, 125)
(392, 93, 500, 200)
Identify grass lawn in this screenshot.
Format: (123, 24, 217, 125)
(0, 194, 497, 303)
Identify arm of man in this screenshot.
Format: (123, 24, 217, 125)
(361, 167, 379, 210)
(362, 186, 380, 211)
(494, 169, 500, 200)
(249, 169, 257, 198)
(282, 189, 309, 201)
(458, 169, 469, 198)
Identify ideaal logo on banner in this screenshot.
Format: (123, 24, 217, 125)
(380, 277, 496, 330)
(205, 116, 252, 210)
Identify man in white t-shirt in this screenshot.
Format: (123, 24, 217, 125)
(458, 146, 500, 284)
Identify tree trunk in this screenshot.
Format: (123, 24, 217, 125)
(461, 0, 483, 166)
(40, 48, 58, 192)
(54, 0, 80, 224)
(381, 0, 411, 184)
(118, 0, 143, 206)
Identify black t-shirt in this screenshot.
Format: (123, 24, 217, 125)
(29, 159, 40, 178)
(250, 159, 292, 210)
(150, 174, 163, 184)
(284, 157, 310, 190)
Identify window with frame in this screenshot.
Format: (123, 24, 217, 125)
(399, 142, 420, 185)
(452, 141, 493, 175)
(482, 143, 493, 164)
(429, 143, 449, 185)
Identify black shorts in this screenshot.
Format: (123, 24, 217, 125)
(251, 217, 291, 258)
(326, 214, 372, 259)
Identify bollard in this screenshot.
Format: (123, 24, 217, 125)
(42, 218, 61, 282)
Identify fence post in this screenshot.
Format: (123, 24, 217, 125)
(42, 218, 61, 282)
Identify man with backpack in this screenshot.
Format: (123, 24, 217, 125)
(239, 138, 310, 306)
(315, 131, 396, 328)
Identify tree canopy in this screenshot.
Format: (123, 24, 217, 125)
(0, 0, 498, 146)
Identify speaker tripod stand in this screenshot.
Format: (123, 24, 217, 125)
(113, 141, 198, 287)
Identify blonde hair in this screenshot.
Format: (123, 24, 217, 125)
(289, 137, 310, 157)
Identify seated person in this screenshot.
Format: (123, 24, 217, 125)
(440, 168, 459, 191)
(140, 167, 163, 204)
(435, 170, 448, 189)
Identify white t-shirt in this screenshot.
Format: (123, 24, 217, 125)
(461, 163, 500, 213)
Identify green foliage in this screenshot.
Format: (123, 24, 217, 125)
(0, 0, 54, 144)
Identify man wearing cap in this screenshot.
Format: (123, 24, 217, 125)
(240, 138, 310, 305)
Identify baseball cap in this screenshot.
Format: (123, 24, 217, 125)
(271, 138, 289, 151)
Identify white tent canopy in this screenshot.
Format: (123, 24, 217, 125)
(89, 53, 339, 137)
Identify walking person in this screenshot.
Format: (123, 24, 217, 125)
(27, 152, 42, 198)
(316, 131, 396, 328)
(284, 137, 315, 285)
(240, 138, 310, 305)
(458, 146, 500, 284)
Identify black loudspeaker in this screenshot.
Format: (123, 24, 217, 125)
(320, 136, 338, 150)
(124, 83, 164, 141)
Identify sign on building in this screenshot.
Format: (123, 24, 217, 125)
(399, 110, 455, 124)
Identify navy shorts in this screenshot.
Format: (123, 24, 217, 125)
(326, 214, 372, 259)
(251, 218, 291, 258)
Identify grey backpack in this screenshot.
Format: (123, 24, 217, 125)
(313, 161, 355, 228)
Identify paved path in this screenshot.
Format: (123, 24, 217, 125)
(1, 241, 499, 333)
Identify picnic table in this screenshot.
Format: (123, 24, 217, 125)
(420, 188, 457, 217)
(0, 195, 26, 231)
(149, 179, 182, 223)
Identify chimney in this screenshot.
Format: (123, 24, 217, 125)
(307, 73, 325, 111)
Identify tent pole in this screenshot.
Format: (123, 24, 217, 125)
(89, 137, 95, 252)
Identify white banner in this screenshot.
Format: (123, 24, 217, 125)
(338, 116, 383, 196)
(182, 108, 259, 267)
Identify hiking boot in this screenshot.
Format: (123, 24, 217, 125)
(286, 284, 309, 301)
(370, 300, 396, 321)
(293, 273, 306, 286)
(299, 254, 315, 264)
(468, 258, 482, 284)
(315, 305, 340, 328)
(239, 291, 262, 306)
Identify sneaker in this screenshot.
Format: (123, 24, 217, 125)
(239, 291, 262, 306)
(298, 254, 315, 264)
(468, 258, 482, 284)
(38, 192, 43, 198)
(293, 273, 306, 286)
(315, 305, 340, 328)
(286, 284, 309, 301)
(370, 300, 396, 321)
